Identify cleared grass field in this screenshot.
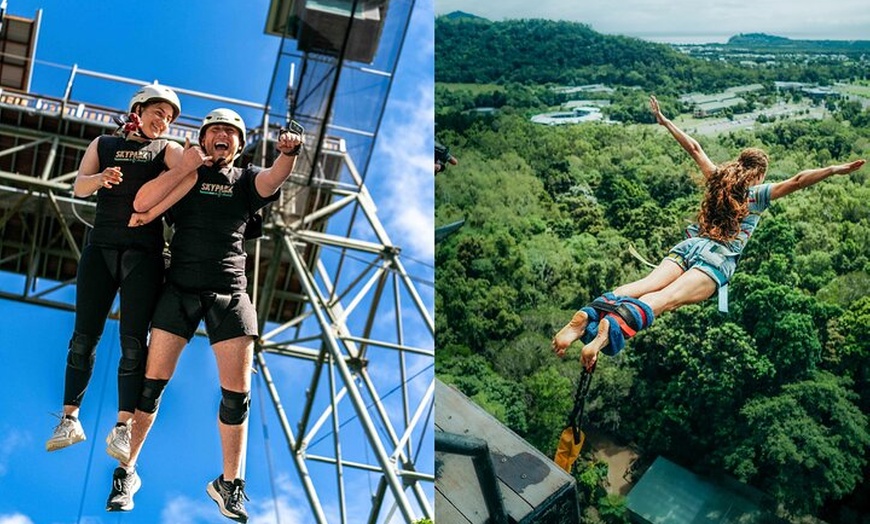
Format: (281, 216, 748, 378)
(835, 82, 870, 98)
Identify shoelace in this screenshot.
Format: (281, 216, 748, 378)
(228, 483, 250, 509)
(51, 414, 75, 434)
(116, 424, 131, 446)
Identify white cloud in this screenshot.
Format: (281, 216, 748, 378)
(247, 473, 319, 524)
(0, 430, 30, 476)
(247, 494, 313, 524)
(161, 495, 226, 524)
(377, 82, 435, 264)
(0, 514, 34, 524)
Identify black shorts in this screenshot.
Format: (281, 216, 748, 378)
(151, 283, 259, 344)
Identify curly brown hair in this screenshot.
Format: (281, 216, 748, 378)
(697, 148, 769, 242)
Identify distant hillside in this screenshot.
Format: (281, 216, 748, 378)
(442, 10, 485, 21)
(435, 16, 756, 92)
(436, 16, 694, 87)
(726, 32, 870, 53)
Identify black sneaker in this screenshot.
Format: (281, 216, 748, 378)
(106, 467, 141, 511)
(206, 475, 250, 523)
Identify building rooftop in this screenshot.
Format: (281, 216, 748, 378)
(627, 457, 781, 524)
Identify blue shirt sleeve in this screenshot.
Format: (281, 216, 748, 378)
(748, 183, 772, 213)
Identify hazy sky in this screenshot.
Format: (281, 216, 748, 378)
(435, 0, 870, 42)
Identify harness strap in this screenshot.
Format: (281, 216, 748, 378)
(718, 284, 729, 314)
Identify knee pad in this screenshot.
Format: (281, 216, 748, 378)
(66, 332, 99, 372)
(137, 378, 169, 413)
(219, 388, 250, 425)
(118, 335, 147, 376)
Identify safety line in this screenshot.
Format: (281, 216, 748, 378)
(75, 321, 116, 523)
(256, 362, 283, 524)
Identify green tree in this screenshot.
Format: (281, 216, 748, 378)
(624, 306, 774, 467)
(724, 372, 870, 516)
(439, 355, 529, 433)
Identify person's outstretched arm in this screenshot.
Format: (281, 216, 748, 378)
(770, 159, 866, 200)
(254, 128, 303, 198)
(650, 95, 716, 179)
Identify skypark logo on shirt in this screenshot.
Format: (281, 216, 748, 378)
(199, 182, 234, 197)
(113, 150, 153, 163)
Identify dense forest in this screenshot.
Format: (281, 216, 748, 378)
(435, 16, 868, 92)
(435, 16, 870, 524)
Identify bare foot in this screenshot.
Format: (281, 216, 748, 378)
(552, 310, 589, 357)
(581, 317, 610, 370)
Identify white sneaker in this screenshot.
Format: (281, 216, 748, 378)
(105, 421, 132, 462)
(46, 415, 86, 452)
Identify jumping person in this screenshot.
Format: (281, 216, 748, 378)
(553, 95, 865, 370)
(104, 108, 303, 522)
(46, 85, 204, 462)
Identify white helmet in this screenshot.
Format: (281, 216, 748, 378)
(199, 108, 246, 152)
(128, 84, 181, 122)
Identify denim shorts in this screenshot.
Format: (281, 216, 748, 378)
(665, 238, 737, 288)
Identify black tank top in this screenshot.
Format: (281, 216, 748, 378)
(88, 136, 169, 252)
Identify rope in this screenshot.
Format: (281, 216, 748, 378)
(412, 398, 433, 464)
(309, 362, 433, 450)
(255, 361, 283, 524)
(316, 243, 435, 288)
(75, 321, 117, 523)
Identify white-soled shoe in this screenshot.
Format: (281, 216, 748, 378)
(106, 467, 141, 511)
(46, 415, 86, 452)
(105, 421, 132, 462)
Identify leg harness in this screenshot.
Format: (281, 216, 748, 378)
(580, 293, 655, 356)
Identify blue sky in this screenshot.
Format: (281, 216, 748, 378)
(0, 1, 434, 523)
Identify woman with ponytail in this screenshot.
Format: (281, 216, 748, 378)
(553, 95, 865, 370)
